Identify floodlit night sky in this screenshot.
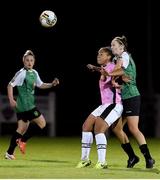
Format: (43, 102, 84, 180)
(0, 0, 158, 135)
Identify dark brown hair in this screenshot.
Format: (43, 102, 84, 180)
(99, 46, 114, 59)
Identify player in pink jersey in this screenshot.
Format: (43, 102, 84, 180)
(76, 47, 123, 169)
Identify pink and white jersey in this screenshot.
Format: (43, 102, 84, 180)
(99, 62, 122, 104)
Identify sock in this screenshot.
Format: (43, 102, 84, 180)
(7, 131, 22, 155)
(81, 132, 93, 161)
(22, 123, 43, 142)
(121, 142, 136, 159)
(139, 144, 152, 160)
(95, 133, 107, 164)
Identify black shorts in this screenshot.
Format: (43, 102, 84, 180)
(122, 95, 141, 117)
(16, 107, 42, 122)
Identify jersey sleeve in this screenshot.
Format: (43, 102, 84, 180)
(107, 63, 115, 73)
(9, 69, 26, 87)
(34, 70, 43, 87)
(121, 52, 129, 69)
(102, 63, 115, 83)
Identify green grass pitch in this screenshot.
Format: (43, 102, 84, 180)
(0, 136, 159, 179)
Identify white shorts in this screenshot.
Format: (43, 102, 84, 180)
(91, 103, 123, 126)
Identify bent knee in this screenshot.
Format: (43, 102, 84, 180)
(82, 123, 93, 132)
(17, 127, 27, 134)
(128, 126, 139, 135)
(82, 116, 96, 131)
(40, 122, 46, 129)
(37, 120, 46, 129)
(113, 129, 123, 137)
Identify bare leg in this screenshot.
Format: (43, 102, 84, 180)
(127, 116, 155, 168)
(112, 117, 139, 168)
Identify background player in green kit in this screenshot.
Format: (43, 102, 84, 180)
(5, 50, 59, 160)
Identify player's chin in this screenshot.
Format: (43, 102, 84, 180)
(97, 60, 103, 65)
(24, 66, 32, 70)
(97, 59, 101, 64)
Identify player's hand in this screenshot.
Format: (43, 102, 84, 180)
(9, 99, 17, 108)
(100, 75, 106, 81)
(112, 78, 122, 88)
(52, 78, 60, 86)
(87, 64, 101, 72)
(100, 68, 109, 76)
(122, 75, 131, 83)
(87, 64, 95, 71)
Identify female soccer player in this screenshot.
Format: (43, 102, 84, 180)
(76, 47, 123, 169)
(107, 35, 155, 168)
(5, 50, 59, 160)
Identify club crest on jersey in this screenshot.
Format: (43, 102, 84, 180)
(34, 111, 39, 116)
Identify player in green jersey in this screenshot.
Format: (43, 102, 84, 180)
(108, 35, 155, 168)
(5, 50, 59, 160)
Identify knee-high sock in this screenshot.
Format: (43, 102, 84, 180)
(22, 123, 43, 142)
(95, 133, 107, 164)
(7, 131, 22, 155)
(139, 144, 152, 160)
(121, 142, 136, 159)
(81, 132, 93, 160)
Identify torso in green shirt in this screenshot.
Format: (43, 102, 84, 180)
(121, 53, 140, 100)
(16, 70, 37, 112)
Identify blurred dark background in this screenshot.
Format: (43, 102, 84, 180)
(0, 0, 159, 137)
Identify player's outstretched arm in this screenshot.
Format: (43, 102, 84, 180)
(39, 78, 60, 89)
(52, 78, 60, 86)
(87, 64, 101, 72)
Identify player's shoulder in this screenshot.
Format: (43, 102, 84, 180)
(14, 68, 25, 76)
(107, 62, 115, 68)
(122, 51, 129, 58)
(32, 69, 41, 77)
(32, 69, 39, 74)
(105, 62, 115, 71)
(11, 68, 26, 82)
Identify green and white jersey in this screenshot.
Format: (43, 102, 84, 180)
(120, 52, 140, 100)
(9, 68, 43, 112)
